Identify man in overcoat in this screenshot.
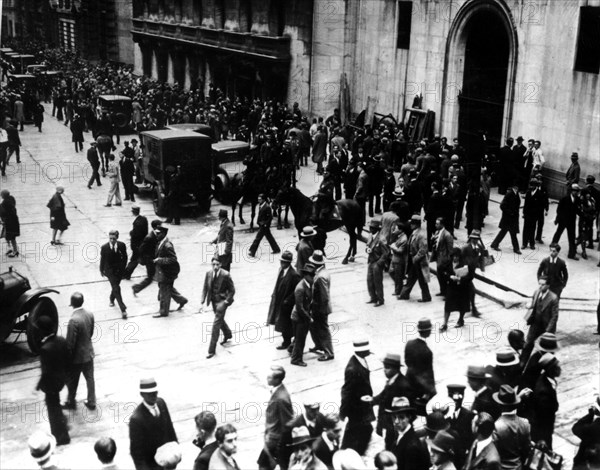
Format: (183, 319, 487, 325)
(523, 276, 559, 361)
(490, 185, 521, 254)
(124, 205, 148, 279)
(551, 183, 580, 259)
(153, 226, 188, 318)
(399, 215, 431, 302)
(404, 318, 436, 414)
(212, 209, 234, 271)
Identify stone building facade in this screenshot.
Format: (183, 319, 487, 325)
(310, 0, 599, 196)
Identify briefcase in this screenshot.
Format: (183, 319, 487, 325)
(525, 442, 563, 470)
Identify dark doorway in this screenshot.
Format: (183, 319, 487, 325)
(458, 10, 509, 156)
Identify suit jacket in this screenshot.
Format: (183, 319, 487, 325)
(296, 239, 314, 271)
(531, 374, 558, 443)
(555, 194, 578, 225)
(312, 435, 338, 470)
(257, 202, 273, 227)
(267, 267, 301, 329)
(66, 308, 95, 364)
(213, 218, 234, 255)
(292, 279, 312, 322)
(340, 355, 375, 423)
(522, 189, 547, 217)
(130, 215, 149, 250)
(404, 338, 436, 398)
(201, 269, 235, 306)
(37, 335, 69, 393)
(566, 162, 581, 186)
(367, 233, 390, 265)
(154, 238, 180, 282)
(313, 266, 332, 315)
(194, 440, 219, 470)
(264, 384, 294, 452)
(463, 440, 502, 470)
(208, 448, 240, 470)
(139, 231, 159, 265)
(536, 257, 568, 292)
(391, 427, 430, 470)
(432, 228, 454, 265)
(471, 387, 500, 420)
(498, 190, 521, 233)
(280, 413, 329, 469)
(100, 241, 128, 277)
(372, 372, 415, 440)
(129, 398, 178, 470)
(528, 288, 559, 334)
(408, 228, 429, 268)
(448, 407, 474, 466)
(572, 410, 600, 466)
(6, 126, 20, 146)
(493, 414, 531, 470)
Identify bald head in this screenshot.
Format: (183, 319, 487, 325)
(70, 292, 84, 308)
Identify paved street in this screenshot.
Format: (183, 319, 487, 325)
(0, 112, 598, 469)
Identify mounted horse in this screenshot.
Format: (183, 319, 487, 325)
(274, 186, 364, 264)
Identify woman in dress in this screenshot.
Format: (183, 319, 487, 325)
(0, 189, 20, 257)
(46, 187, 70, 245)
(440, 248, 472, 331)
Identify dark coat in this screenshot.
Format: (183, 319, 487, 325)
(264, 384, 294, 452)
(526, 288, 559, 342)
(340, 356, 375, 423)
(70, 117, 84, 142)
(555, 194, 578, 225)
(442, 261, 472, 313)
(0, 195, 20, 238)
(66, 308, 95, 364)
(201, 269, 235, 305)
(6, 126, 20, 146)
(130, 215, 149, 250)
(572, 409, 600, 466)
(193, 440, 219, 470)
(296, 238, 314, 272)
(498, 190, 521, 233)
(404, 338, 436, 399)
(257, 202, 274, 227)
(129, 397, 178, 470)
(531, 374, 558, 446)
(372, 372, 415, 443)
(313, 436, 337, 470)
(463, 440, 502, 470)
(448, 407, 475, 468)
(213, 218, 234, 255)
(37, 335, 69, 393)
(280, 413, 329, 469)
(537, 257, 568, 294)
(139, 231, 159, 266)
(470, 387, 500, 420)
(100, 241, 128, 277)
(493, 414, 531, 470)
(87, 147, 100, 167)
(522, 188, 548, 217)
(390, 426, 430, 470)
(291, 279, 312, 323)
(47, 193, 70, 231)
(267, 266, 301, 335)
(154, 239, 180, 281)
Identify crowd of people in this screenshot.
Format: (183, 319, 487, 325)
(1, 43, 599, 470)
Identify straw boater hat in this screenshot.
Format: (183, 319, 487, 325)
(536, 332, 559, 352)
(139, 377, 158, 393)
(353, 339, 372, 355)
(28, 431, 56, 464)
(308, 250, 325, 265)
(494, 348, 520, 367)
(493, 385, 520, 407)
(300, 226, 317, 238)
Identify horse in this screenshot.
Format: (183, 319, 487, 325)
(274, 186, 364, 264)
(265, 165, 292, 230)
(95, 134, 113, 175)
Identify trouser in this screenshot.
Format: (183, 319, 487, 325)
(469, 281, 479, 313)
(368, 193, 381, 217)
(124, 247, 140, 278)
(123, 177, 135, 201)
(17, 119, 24, 131)
(67, 360, 96, 406)
(436, 263, 448, 295)
(88, 165, 101, 187)
(535, 212, 545, 241)
(334, 182, 341, 201)
(491, 228, 520, 252)
(158, 280, 187, 316)
(390, 261, 405, 295)
(107, 273, 127, 312)
(249, 225, 280, 255)
(74, 141, 83, 152)
(342, 421, 373, 456)
(6, 144, 19, 163)
(549, 285, 563, 299)
(309, 312, 334, 356)
(522, 216, 537, 247)
(291, 319, 310, 363)
(165, 198, 180, 224)
(45, 391, 70, 445)
(0, 148, 7, 176)
(208, 300, 232, 354)
(399, 263, 431, 301)
(218, 253, 232, 272)
(132, 262, 156, 293)
(454, 199, 466, 228)
(367, 261, 385, 302)
(107, 179, 122, 205)
(552, 222, 576, 257)
(355, 197, 367, 228)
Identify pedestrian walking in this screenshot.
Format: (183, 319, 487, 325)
(490, 185, 522, 254)
(439, 248, 472, 331)
(523, 276, 559, 361)
(249, 194, 281, 257)
(0, 126, 8, 176)
(0, 189, 20, 257)
(99, 230, 128, 319)
(13, 95, 25, 131)
(296, 226, 316, 272)
(46, 186, 70, 245)
(153, 226, 188, 317)
(36, 316, 70, 445)
(309, 250, 335, 361)
(577, 189, 596, 259)
(267, 250, 301, 351)
(33, 101, 45, 132)
(389, 221, 408, 296)
(404, 318, 436, 414)
(70, 114, 84, 153)
(120, 150, 136, 202)
(430, 217, 454, 297)
(291, 263, 315, 367)
(105, 154, 123, 206)
(132, 219, 162, 295)
(201, 257, 235, 359)
(312, 126, 327, 174)
(64, 292, 96, 411)
(461, 230, 485, 318)
(124, 205, 148, 279)
(399, 215, 432, 303)
(129, 377, 178, 470)
(212, 209, 234, 271)
(87, 142, 102, 188)
(536, 243, 568, 298)
(521, 178, 547, 250)
(365, 218, 390, 307)
(6, 122, 21, 164)
(552, 183, 580, 259)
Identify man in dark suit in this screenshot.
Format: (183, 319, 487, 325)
(522, 179, 547, 250)
(64, 292, 96, 411)
(86, 142, 102, 189)
(310, 250, 335, 361)
(463, 412, 501, 470)
(466, 365, 498, 420)
(153, 226, 187, 318)
(124, 205, 148, 279)
(129, 377, 178, 470)
(133, 219, 162, 295)
(398, 215, 432, 303)
(313, 414, 343, 470)
(404, 318, 436, 414)
(492, 385, 531, 470)
(446, 384, 474, 470)
(99, 229, 128, 319)
(290, 263, 315, 367)
(267, 250, 301, 351)
(497, 138, 515, 195)
(572, 396, 600, 470)
(431, 217, 454, 297)
(193, 411, 218, 470)
(36, 316, 70, 446)
(5, 123, 21, 164)
(531, 353, 560, 448)
(212, 209, 234, 271)
(387, 397, 430, 470)
(490, 185, 522, 254)
(461, 230, 485, 318)
(537, 243, 568, 298)
(249, 194, 280, 257)
(258, 366, 294, 470)
(552, 183, 580, 259)
(296, 226, 316, 272)
(523, 277, 559, 361)
(340, 339, 376, 455)
(201, 257, 235, 359)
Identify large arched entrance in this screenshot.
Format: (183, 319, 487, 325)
(441, 0, 518, 154)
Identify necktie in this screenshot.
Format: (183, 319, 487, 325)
(151, 405, 160, 417)
(112, 243, 117, 253)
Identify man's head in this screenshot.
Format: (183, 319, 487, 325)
(374, 451, 398, 470)
(94, 437, 117, 464)
(211, 257, 221, 273)
(324, 413, 343, 443)
(466, 365, 488, 392)
(507, 329, 525, 352)
(70, 292, 84, 309)
(280, 250, 293, 268)
(151, 219, 163, 233)
(258, 193, 266, 204)
(353, 339, 371, 358)
(473, 412, 495, 441)
(195, 411, 217, 442)
(549, 243, 560, 258)
(303, 402, 320, 422)
(447, 384, 466, 408)
(417, 318, 432, 339)
(382, 353, 401, 379)
(267, 365, 285, 387)
(155, 226, 168, 241)
(369, 218, 382, 234)
(409, 215, 422, 229)
(109, 229, 119, 243)
(435, 217, 445, 231)
(538, 276, 550, 293)
(215, 424, 237, 456)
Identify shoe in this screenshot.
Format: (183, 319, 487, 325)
(177, 299, 188, 310)
(582, 252, 588, 260)
(152, 314, 168, 318)
(98, 183, 102, 186)
(132, 288, 137, 297)
(115, 203, 122, 206)
(206, 353, 215, 359)
(513, 250, 522, 255)
(531, 245, 536, 250)
(61, 402, 76, 410)
(521, 245, 528, 250)
(366, 299, 376, 304)
(7, 252, 18, 258)
(418, 299, 431, 303)
(397, 296, 408, 300)
(435, 292, 445, 296)
(309, 347, 323, 353)
(374, 301, 384, 307)
(291, 361, 307, 367)
(248, 252, 256, 258)
(109, 302, 115, 307)
(276, 343, 291, 350)
(220, 336, 232, 345)
(88, 185, 91, 189)
(121, 311, 128, 320)
(568, 255, 579, 261)
(84, 400, 96, 410)
(536, 239, 544, 244)
(287, 344, 294, 353)
(439, 325, 448, 332)
(490, 245, 500, 251)
(272, 249, 281, 254)
(104, 204, 112, 207)
(455, 321, 465, 328)
(318, 355, 334, 362)
(56, 437, 71, 446)
(471, 310, 481, 318)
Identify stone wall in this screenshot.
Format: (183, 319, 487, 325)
(116, 0, 134, 65)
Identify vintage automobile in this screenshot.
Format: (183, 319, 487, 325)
(166, 123, 214, 141)
(96, 95, 133, 130)
(139, 129, 213, 215)
(0, 267, 60, 354)
(6, 73, 37, 91)
(0, 48, 14, 60)
(212, 140, 253, 202)
(26, 64, 47, 74)
(9, 54, 36, 74)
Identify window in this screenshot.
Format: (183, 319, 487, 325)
(397, 1, 412, 49)
(574, 6, 600, 73)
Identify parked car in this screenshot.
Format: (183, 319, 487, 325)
(96, 95, 133, 130)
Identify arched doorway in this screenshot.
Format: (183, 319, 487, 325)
(441, 0, 518, 154)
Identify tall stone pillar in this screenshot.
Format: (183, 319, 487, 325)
(133, 41, 144, 76)
(167, 52, 175, 84)
(152, 47, 159, 80)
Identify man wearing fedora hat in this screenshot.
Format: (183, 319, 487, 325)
(492, 385, 531, 470)
(308, 250, 335, 361)
(523, 276, 558, 354)
(291, 263, 316, 367)
(404, 318, 436, 414)
(28, 431, 59, 469)
(129, 377, 178, 470)
(530, 353, 560, 448)
(340, 339, 376, 455)
(386, 397, 430, 470)
(366, 217, 390, 307)
(212, 209, 234, 272)
(566, 152, 581, 188)
(572, 396, 600, 469)
(490, 185, 522, 255)
(552, 183, 580, 259)
(466, 366, 498, 420)
(267, 250, 301, 351)
(249, 194, 281, 258)
(154, 226, 188, 318)
(520, 332, 558, 390)
(279, 403, 329, 469)
(429, 431, 457, 470)
(286, 426, 328, 470)
(296, 226, 316, 272)
(461, 230, 485, 317)
(124, 204, 149, 280)
(399, 215, 432, 303)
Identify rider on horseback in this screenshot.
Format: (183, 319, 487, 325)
(312, 170, 336, 225)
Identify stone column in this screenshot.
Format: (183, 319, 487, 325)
(133, 41, 144, 76)
(167, 52, 175, 84)
(152, 47, 159, 80)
